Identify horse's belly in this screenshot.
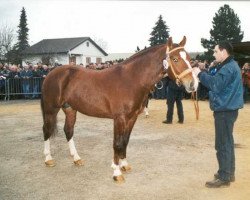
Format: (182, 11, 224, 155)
(71, 102, 113, 119)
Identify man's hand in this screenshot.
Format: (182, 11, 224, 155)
(192, 67, 201, 77)
(198, 62, 206, 70)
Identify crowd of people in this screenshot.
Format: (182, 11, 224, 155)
(0, 63, 51, 99)
(0, 57, 250, 101)
(0, 61, 120, 99)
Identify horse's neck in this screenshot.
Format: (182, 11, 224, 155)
(126, 45, 166, 89)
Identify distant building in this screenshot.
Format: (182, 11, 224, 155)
(22, 37, 108, 66)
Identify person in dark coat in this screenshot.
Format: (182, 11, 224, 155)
(162, 78, 184, 124)
(20, 65, 33, 99)
(31, 64, 42, 99)
(193, 41, 244, 188)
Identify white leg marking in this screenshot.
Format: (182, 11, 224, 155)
(111, 161, 122, 177)
(119, 158, 129, 168)
(44, 139, 52, 162)
(68, 138, 81, 161)
(144, 108, 149, 117)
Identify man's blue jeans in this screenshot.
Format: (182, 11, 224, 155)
(22, 83, 30, 98)
(214, 110, 238, 181)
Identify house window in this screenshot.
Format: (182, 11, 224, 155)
(69, 56, 76, 65)
(96, 58, 102, 64)
(86, 57, 91, 64)
(86, 42, 89, 47)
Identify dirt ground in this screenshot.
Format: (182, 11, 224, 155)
(0, 99, 250, 200)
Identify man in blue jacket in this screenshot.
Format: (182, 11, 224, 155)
(193, 41, 244, 188)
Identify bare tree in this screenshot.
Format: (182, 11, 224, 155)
(0, 24, 15, 60)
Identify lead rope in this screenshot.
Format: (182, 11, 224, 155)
(191, 91, 199, 120)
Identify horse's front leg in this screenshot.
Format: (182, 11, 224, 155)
(112, 117, 127, 183)
(112, 116, 137, 182)
(119, 115, 137, 173)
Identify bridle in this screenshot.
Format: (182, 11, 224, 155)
(165, 46, 193, 85)
(163, 44, 199, 120)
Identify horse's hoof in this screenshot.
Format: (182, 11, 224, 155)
(74, 159, 84, 166)
(45, 160, 56, 167)
(121, 165, 132, 173)
(113, 175, 125, 183)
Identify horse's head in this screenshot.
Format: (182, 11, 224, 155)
(164, 36, 199, 93)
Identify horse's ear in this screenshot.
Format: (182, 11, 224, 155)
(166, 37, 173, 53)
(179, 36, 186, 47)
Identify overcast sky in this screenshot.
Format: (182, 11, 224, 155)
(1, 0, 250, 53)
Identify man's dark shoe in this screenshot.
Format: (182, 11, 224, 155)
(205, 178, 230, 188)
(162, 120, 172, 124)
(177, 120, 184, 124)
(214, 173, 235, 182)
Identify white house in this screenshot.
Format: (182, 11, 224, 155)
(22, 37, 108, 66)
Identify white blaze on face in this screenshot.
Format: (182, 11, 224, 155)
(179, 51, 199, 91)
(163, 59, 169, 70)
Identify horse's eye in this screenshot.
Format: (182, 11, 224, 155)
(173, 58, 178, 62)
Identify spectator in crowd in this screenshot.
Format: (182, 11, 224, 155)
(162, 78, 184, 124)
(31, 65, 42, 99)
(20, 65, 33, 99)
(241, 62, 250, 102)
(8, 65, 19, 79)
(197, 61, 209, 100)
(193, 41, 244, 188)
(0, 64, 8, 98)
(96, 63, 103, 70)
(37, 62, 43, 70)
(41, 65, 50, 78)
(6, 65, 20, 99)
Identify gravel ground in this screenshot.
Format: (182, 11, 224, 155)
(0, 99, 250, 200)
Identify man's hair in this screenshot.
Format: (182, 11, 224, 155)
(217, 41, 234, 55)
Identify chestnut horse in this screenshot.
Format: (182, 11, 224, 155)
(41, 36, 199, 182)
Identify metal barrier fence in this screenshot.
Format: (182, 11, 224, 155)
(0, 77, 44, 101)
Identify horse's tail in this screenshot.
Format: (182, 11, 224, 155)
(40, 90, 58, 140)
(40, 93, 45, 123)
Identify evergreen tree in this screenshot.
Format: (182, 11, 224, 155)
(149, 15, 170, 46)
(201, 4, 244, 61)
(15, 7, 29, 65)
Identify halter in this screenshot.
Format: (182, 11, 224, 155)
(165, 46, 193, 85)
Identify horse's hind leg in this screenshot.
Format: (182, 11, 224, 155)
(43, 108, 60, 167)
(63, 107, 83, 166)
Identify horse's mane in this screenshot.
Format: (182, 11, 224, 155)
(122, 43, 166, 65)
